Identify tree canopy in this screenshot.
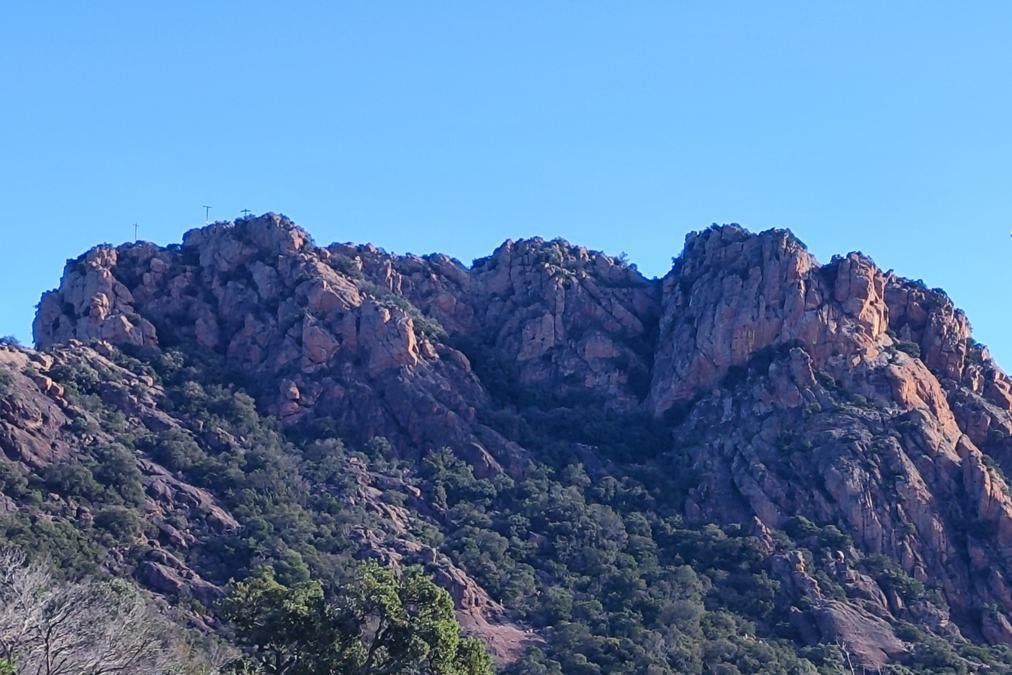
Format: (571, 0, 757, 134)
(222, 562, 494, 675)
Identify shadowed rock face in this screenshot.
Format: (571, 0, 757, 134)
(27, 215, 1012, 667)
(34, 216, 660, 474)
(350, 236, 660, 411)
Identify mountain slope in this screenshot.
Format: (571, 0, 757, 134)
(5, 214, 1012, 672)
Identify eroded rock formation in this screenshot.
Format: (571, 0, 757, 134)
(21, 215, 1012, 667)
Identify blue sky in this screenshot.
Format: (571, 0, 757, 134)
(2, 2, 1010, 367)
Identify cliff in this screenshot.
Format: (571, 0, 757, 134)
(9, 213, 1012, 671)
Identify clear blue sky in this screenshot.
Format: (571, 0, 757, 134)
(2, 2, 1010, 367)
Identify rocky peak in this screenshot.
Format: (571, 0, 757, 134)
(308, 234, 660, 410)
(34, 218, 1012, 449)
(648, 225, 890, 416)
(886, 277, 1010, 409)
(181, 212, 311, 256)
(465, 237, 659, 408)
(18, 216, 1012, 666)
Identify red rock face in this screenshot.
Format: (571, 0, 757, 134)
(634, 226, 1012, 652)
(28, 216, 1012, 660)
(648, 226, 890, 416)
(35, 217, 495, 464)
(0, 348, 72, 467)
(34, 217, 660, 471)
(341, 236, 660, 410)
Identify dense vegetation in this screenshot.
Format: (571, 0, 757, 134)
(3, 336, 1012, 674)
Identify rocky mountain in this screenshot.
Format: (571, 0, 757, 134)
(4, 213, 1012, 672)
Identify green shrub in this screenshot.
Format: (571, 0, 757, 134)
(90, 444, 146, 506)
(93, 506, 142, 540)
(894, 339, 922, 359)
(42, 463, 105, 502)
(862, 554, 925, 601)
(0, 368, 14, 395)
(146, 429, 206, 471)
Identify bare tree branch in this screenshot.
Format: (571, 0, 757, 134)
(0, 547, 178, 675)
